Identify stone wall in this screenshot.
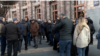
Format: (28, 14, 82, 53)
(86, 1, 100, 31)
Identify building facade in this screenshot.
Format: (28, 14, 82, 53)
(6, 0, 100, 31)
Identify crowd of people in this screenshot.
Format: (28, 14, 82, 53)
(0, 13, 100, 56)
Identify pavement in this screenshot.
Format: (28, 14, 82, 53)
(0, 37, 100, 56)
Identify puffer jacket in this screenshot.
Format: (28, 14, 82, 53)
(73, 25, 90, 48)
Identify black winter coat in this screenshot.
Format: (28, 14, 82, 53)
(47, 23, 52, 33)
(2, 22, 21, 41)
(87, 19, 95, 44)
(22, 21, 28, 36)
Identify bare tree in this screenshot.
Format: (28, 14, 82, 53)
(0, 0, 19, 17)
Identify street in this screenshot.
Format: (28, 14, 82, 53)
(0, 38, 100, 56)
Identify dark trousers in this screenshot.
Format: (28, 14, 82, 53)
(17, 40, 22, 52)
(71, 43, 77, 56)
(45, 31, 49, 42)
(39, 33, 42, 44)
(48, 33, 53, 45)
(7, 40, 18, 56)
(32, 36, 38, 47)
(27, 32, 31, 44)
(53, 38, 58, 50)
(23, 36, 28, 49)
(85, 45, 89, 56)
(1, 37, 6, 55)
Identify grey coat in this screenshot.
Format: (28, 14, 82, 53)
(54, 17, 73, 40)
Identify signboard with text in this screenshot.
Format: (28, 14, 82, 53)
(94, 0, 99, 6)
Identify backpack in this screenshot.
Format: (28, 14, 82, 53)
(0, 23, 4, 33)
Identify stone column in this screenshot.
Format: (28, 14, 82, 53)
(16, 2, 20, 21)
(57, 1, 61, 15)
(40, 1, 46, 20)
(46, 1, 50, 20)
(60, 1, 65, 14)
(32, 3, 36, 19)
(66, 1, 71, 19)
(27, 1, 32, 20)
(70, 1, 74, 19)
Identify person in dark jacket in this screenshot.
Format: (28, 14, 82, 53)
(21, 19, 28, 50)
(53, 21, 60, 51)
(87, 17, 93, 24)
(13, 18, 24, 55)
(0, 17, 7, 56)
(30, 19, 39, 48)
(37, 19, 43, 44)
(2, 18, 20, 56)
(54, 14, 73, 56)
(85, 18, 95, 56)
(47, 20, 53, 46)
(25, 17, 31, 45)
(71, 19, 77, 56)
(43, 20, 49, 42)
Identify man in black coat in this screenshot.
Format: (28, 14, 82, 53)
(43, 20, 49, 42)
(54, 14, 73, 56)
(2, 18, 20, 56)
(85, 18, 95, 56)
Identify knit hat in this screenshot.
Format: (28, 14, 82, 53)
(13, 18, 18, 22)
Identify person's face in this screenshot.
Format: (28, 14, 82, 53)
(60, 16, 63, 19)
(2, 18, 5, 22)
(48, 20, 51, 23)
(31, 21, 35, 23)
(85, 19, 88, 24)
(14, 20, 18, 24)
(25, 18, 28, 21)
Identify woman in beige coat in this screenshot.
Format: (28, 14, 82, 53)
(73, 17, 90, 56)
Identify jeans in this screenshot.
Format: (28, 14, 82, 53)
(27, 32, 31, 44)
(7, 40, 18, 56)
(32, 36, 38, 47)
(39, 33, 42, 44)
(59, 40, 72, 56)
(77, 47, 86, 56)
(1, 37, 6, 55)
(48, 33, 53, 45)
